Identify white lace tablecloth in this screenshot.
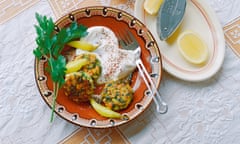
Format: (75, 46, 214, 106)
(1, 0, 240, 144)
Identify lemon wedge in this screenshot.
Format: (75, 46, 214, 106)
(144, 0, 163, 15)
(66, 58, 88, 74)
(177, 31, 209, 65)
(67, 40, 98, 51)
(90, 98, 122, 119)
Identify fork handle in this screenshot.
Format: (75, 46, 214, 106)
(136, 59, 168, 114)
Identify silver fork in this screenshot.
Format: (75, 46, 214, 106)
(116, 30, 168, 114)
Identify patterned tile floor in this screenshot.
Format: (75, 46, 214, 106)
(0, 0, 40, 24)
(224, 16, 240, 57)
(59, 127, 130, 144)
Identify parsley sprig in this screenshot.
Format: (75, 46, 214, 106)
(33, 13, 88, 122)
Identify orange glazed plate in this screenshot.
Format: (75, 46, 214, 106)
(34, 6, 162, 128)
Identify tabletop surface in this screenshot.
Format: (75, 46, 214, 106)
(0, 0, 240, 144)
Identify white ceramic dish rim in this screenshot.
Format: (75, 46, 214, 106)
(134, 0, 225, 82)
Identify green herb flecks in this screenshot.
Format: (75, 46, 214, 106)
(33, 13, 88, 122)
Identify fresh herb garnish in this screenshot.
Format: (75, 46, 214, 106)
(33, 13, 88, 122)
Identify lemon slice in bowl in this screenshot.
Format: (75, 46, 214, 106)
(67, 40, 98, 51)
(144, 0, 163, 15)
(90, 98, 122, 119)
(177, 30, 209, 65)
(65, 58, 88, 74)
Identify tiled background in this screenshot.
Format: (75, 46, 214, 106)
(1, 0, 239, 143)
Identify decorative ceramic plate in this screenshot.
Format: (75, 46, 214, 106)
(134, 0, 225, 81)
(35, 6, 162, 128)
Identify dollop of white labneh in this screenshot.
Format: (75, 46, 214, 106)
(76, 26, 140, 84)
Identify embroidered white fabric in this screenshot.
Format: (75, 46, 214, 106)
(0, 0, 240, 144)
